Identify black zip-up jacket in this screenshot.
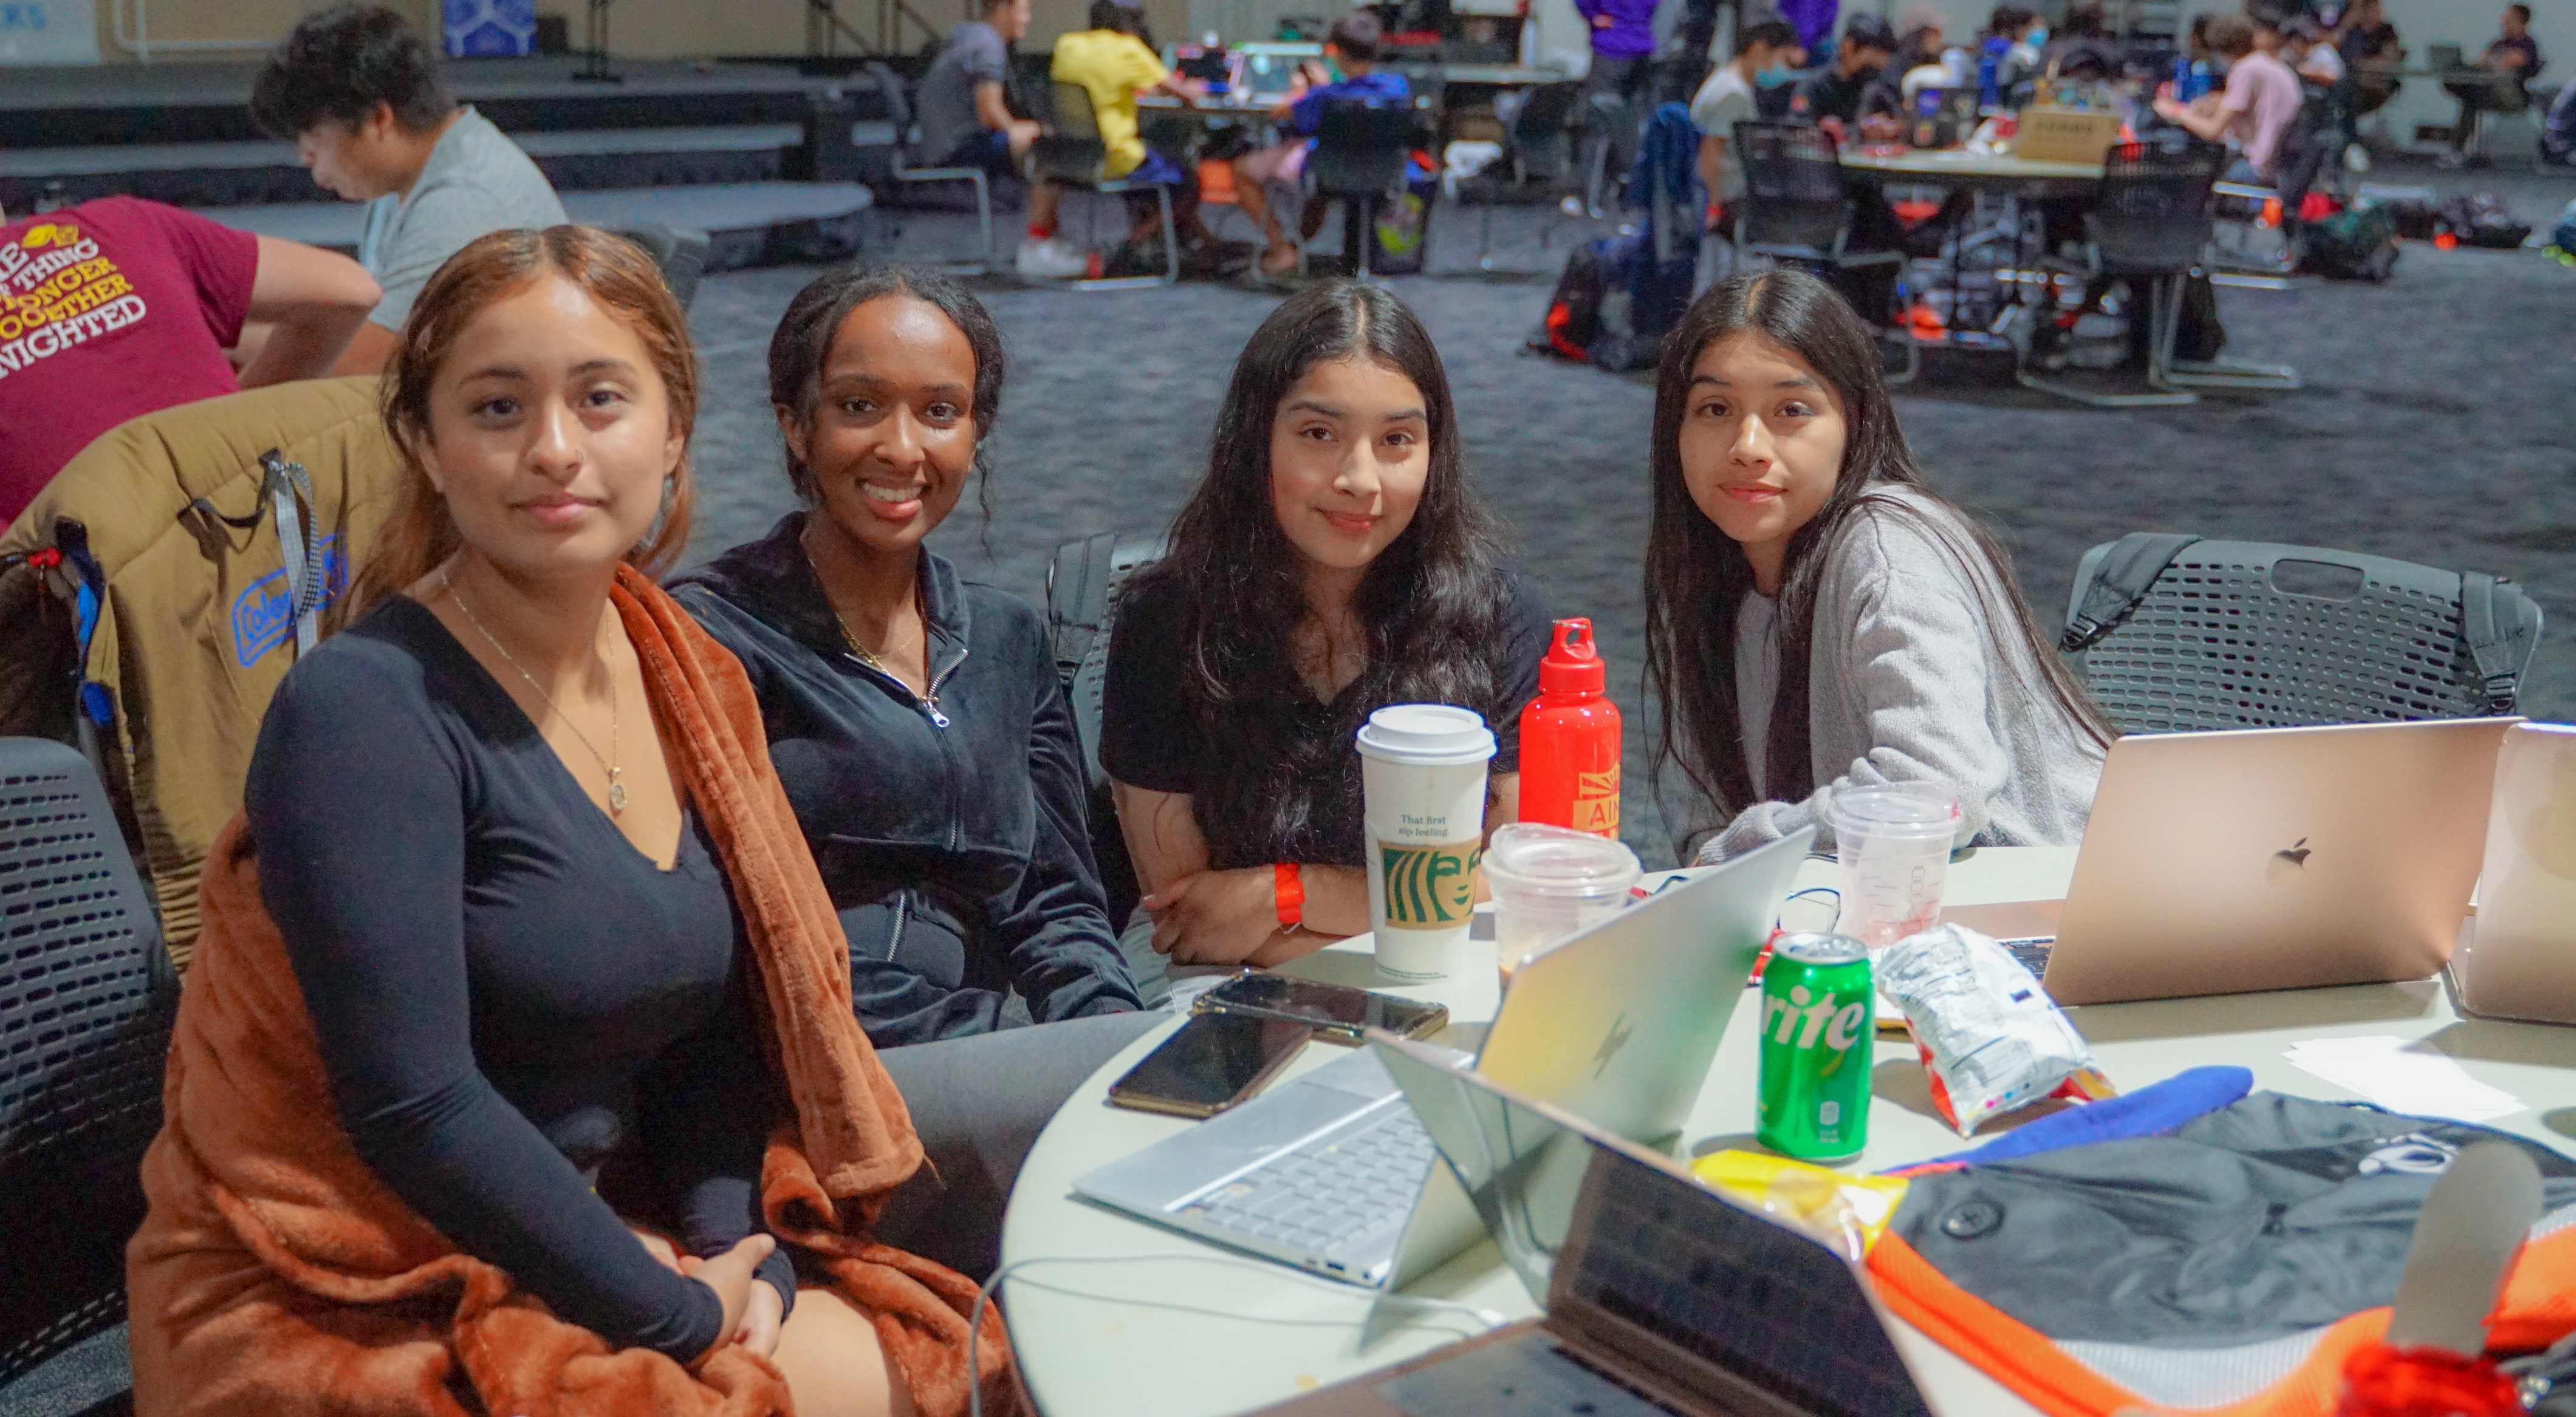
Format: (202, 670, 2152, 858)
(668, 514, 1143, 1047)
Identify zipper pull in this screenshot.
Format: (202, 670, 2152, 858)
(924, 695, 950, 729)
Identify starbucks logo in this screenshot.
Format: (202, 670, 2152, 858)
(1380, 839, 1481, 929)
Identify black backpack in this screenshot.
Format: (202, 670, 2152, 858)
(2303, 203, 2400, 282)
(1044, 531, 1166, 926)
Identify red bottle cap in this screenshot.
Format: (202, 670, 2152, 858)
(1538, 618, 1605, 697)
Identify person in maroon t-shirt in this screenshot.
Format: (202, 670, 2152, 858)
(0, 196, 380, 525)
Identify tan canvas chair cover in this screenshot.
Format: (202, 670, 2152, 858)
(0, 376, 394, 968)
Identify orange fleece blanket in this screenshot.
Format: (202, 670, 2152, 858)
(126, 567, 1019, 1417)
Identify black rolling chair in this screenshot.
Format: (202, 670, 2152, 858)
(1032, 80, 1180, 289)
(1473, 80, 1586, 268)
(609, 224, 711, 313)
(2018, 142, 2219, 408)
(860, 62, 1001, 274)
(1309, 97, 1424, 281)
(2061, 536, 2543, 734)
(1732, 121, 1911, 378)
(0, 737, 180, 1417)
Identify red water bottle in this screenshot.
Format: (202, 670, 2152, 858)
(1518, 618, 1622, 837)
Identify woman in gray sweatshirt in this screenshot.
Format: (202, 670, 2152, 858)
(1642, 268, 2112, 862)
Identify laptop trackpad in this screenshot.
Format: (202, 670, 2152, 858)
(1375, 1330, 1673, 1417)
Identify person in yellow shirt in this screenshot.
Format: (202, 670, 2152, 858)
(1019, 0, 1211, 278)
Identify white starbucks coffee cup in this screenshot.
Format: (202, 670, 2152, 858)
(1357, 704, 1497, 981)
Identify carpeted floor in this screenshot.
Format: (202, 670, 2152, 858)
(679, 162, 2576, 866)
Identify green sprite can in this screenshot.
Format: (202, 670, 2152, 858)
(1756, 932, 1874, 1162)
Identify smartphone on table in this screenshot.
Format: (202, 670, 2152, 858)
(1191, 971, 1449, 1045)
(1105, 1011, 1314, 1119)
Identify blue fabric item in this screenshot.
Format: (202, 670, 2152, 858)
(1575, 0, 1658, 60)
(669, 516, 1145, 1048)
(1934, 1065, 2256, 1167)
(1123, 146, 1188, 187)
(1287, 69, 1412, 135)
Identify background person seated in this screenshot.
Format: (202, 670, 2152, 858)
(1019, 0, 1210, 279)
(2441, 3, 2544, 168)
(1789, 13, 1900, 133)
(0, 196, 377, 527)
(916, 0, 1044, 179)
(671, 264, 1145, 1048)
(2154, 13, 2302, 186)
(1231, 10, 1411, 281)
(1102, 282, 1549, 990)
(2334, 0, 2405, 117)
(250, 1, 566, 374)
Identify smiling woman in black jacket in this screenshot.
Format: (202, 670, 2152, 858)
(670, 265, 1142, 1050)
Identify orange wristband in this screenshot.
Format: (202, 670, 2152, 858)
(1273, 862, 1305, 929)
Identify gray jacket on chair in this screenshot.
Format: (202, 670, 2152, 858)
(1699, 486, 2107, 862)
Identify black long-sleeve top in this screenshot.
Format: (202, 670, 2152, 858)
(242, 595, 795, 1363)
(668, 514, 1143, 1047)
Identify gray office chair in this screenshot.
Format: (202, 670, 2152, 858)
(2018, 142, 2218, 408)
(0, 737, 180, 1416)
(1032, 81, 1180, 289)
(2061, 536, 2543, 734)
(1473, 80, 1585, 268)
(862, 62, 1001, 273)
(608, 224, 711, 312)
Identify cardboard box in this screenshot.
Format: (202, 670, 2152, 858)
(2014, 108, 2123, 165)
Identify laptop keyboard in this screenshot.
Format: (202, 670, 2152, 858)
(1184, 1106, 1438, 1254)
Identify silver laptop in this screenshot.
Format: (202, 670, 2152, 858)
(1945, 718, 2518, 1006)
(1072, 829, 1812, 1288)
(1242, 1034, 1936, 1417)
(2452, 722, 2576, 1025)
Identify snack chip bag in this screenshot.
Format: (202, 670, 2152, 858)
(1690, 1149, 1911, 1257)
(1876, 923, 2115, 1136)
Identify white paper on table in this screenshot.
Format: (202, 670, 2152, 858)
(2281, 1035, 2526, 1123)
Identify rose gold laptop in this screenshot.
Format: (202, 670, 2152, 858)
(1949, 719, 2519, 1006)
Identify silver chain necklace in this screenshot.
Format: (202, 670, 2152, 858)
(440, 566, 626, 814)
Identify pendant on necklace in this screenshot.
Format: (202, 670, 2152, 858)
(608, 775, 628, 814)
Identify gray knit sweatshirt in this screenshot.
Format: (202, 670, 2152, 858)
(1696, 487, 2107, 862)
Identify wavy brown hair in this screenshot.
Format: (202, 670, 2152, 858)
(345, 225, 698, 620)
(1642, 270, 2112, 853)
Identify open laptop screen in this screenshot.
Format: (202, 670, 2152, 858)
(1377, 1038, 1592, 1305)
(1564, 1152, 1934, 1417)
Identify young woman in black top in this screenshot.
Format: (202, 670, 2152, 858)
(670, 266, 1143, 1048)
(219, 229, 904, 1413)
(1102, 281, 1550, 974)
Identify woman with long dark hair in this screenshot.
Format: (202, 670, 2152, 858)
(1103, 281, 1550, 978)
(1642, 269, 2110, 862)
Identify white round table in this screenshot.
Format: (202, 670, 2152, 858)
(998, 847, 2576, 1417)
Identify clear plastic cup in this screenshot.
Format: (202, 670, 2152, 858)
(1485, 822, 1642, 991)
(1828, 784, 1961, 950)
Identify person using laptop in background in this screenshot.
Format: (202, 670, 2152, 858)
(1230, 10, 1410, 282)
(2440, 4, 2544, 168)
(914, 0, 1044, 186)
(1789, 14, 1902, 135)
(1640, 269, 2111, 864)
(1101, 281, 1550, 994)
(250, 2, 566, 375)
(1021, 0, 1211, 279)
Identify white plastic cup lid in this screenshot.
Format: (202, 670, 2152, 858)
(1485, 823, 1642, 892)
(1827, 784, 1959, 839)
(1355, 703, 1496, 767)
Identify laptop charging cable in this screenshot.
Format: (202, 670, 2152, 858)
(966, 1252, 1512, 1417)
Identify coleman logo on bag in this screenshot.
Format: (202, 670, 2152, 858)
(230, 534, 346, 666)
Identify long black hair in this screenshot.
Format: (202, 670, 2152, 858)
(1641, 270, 2112, 853)
(1128, 280, 1513, 869)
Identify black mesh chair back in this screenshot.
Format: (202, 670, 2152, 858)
(2084, 142, 2222, 275)
(1035, 80, 1110, 183)
(1734, 120, 1849, 255)
(0, 737, 177, 1385)
(1509, 80, 1586, 181)
(1309, 98, 1418, 197)
(1045, 533, 1166, 926)
(609, 224, 710, 313)
(2064, 541, 2545, 733)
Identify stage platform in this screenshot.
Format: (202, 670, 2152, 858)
(1, 56, 893, 213)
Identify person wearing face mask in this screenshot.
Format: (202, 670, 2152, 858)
(1691, 15, 1803, 230)
(1640, 270, 2109, 864)
(1099, 281, 1550, 988)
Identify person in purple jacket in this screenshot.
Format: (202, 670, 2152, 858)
(1577, 0, 1659, 197)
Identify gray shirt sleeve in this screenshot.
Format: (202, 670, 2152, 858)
(960, 23, 1007, 86)
(367, 185, 524, 332)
